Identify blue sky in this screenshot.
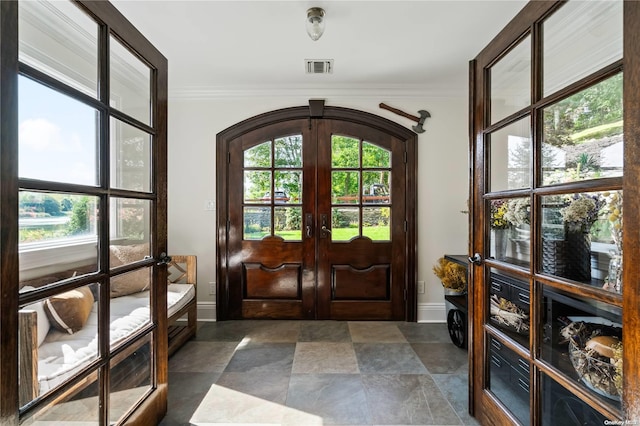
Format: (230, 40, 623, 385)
(19, 76, 97, 186)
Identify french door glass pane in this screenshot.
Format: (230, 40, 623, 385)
(363, 207, 390, 241)
(540, 191, 621, 290)
(19, 0, 98, 98)
(487, 335, 530, 425)
(332, 171, 360, 204)
(19, 284, 100, 401)
(21, 371, 100, 423)
(332, 135, 360, 168)
(274, 135, 302, 167)
(540, 286, 622, 409)
(244, 171, 271, 204)
(363, 171, 391, 204)
(275, 207, 302, 241)
(542, 73, 623, 186)
(487, 268, 530, 348)
(490, 35, 531, 125)
(489, 117, 531, 191)
(109, 334, 152, 424)
(109, 198, 151, 243)
(332, 207, 359, 242)
(110, 118, 151, 192)
(19, 77, 98, 185)
(543, 1, 622, 97)
(488, 197, 530, 267)
(19, 191, 99, 284)
(244, 207, 270, 240)
(244, 141, 271, 168)
(362, 141, 390, 168)
(541, 373, 609, 426)
(274, 171, 301, 204)
(110, 36, 151, 126)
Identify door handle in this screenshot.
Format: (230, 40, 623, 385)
(156, 252, 172, 266)
(320, 214, 331, 238)
(468, 253, 482, 265)
(305, 213, 313, 238)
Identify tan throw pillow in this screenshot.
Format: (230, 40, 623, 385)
(110, 244, 151, 298)
(43, 286, 94, 334)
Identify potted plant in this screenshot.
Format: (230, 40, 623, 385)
(432, 257, 467, 295)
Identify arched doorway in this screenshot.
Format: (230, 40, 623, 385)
(216, 101, 417, 321)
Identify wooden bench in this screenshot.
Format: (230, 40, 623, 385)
(19, 254, 197, 406)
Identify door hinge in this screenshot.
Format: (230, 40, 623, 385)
(404, 221, 408, 232)
(309, 118, 312, 130)
(404, 151, 408, 163)
(228, 151, 231, 163)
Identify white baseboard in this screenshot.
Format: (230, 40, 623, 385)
(196, 301, 446, 323)
(197, 301, 217, 321)
(417, 302, 447, 323)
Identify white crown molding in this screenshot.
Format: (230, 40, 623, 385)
(169, 84, 466, 101)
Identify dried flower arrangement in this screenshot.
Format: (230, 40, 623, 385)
(489, 294, 529, 333)
(560, 193, 605, 232)
(490, 200, 510, 229)
(503, 198, 531, 227)
(432, 257, 467, 292)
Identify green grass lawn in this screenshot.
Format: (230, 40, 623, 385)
(245, 225, 390, 241)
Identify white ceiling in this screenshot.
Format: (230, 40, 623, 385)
(110, 1, 527, 98)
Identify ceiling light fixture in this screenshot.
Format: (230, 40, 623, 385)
(306, 7, 325, 41)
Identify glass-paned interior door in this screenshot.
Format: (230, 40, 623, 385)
(9, 0, 168, 424)
(471, 0, 628, 424)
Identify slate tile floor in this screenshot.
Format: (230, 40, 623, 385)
(160, 321, 479, 426)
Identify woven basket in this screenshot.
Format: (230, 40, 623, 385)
(565, 322, 622, 401)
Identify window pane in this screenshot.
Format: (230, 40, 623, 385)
(332, 207, 359, 242)
(19, 0, 98, 97)
(542, 74, 623, 186)
(363, 172, 390, 204)
(111, 118, 151, 192)
(19, 284, 100, 401)
(362, 141, 390, 168)
(274, 171, 300, 204)
(487, 336, 530, 425)
(487, 268, 530, 348)
(275, 207, 302, 241)
(490, 35, 531, 124)
(540, 191, 620, 289)
(109, 334, 152, 424)
(244, 141, 271, 168)
(19, 77, 98, 185)
(541, 373, 609, 425)
(244, 171, 271, 204)
(19, 192, 99, 283)
(110, 198, 151, 243)
(244, 207, 270, 240)
(332, 171, 360, 204)
(363, 207, 390, 241)
(274, 135, 302, 167)
(489, 118, 532, 191)
(540, 286, 622, 409)
(110, 36, 151, 126)
(332, 135, 360, 168)
(488, 197, 531, 268)
(543, 1, 622, 97)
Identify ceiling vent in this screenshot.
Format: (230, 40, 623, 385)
(305, 59, 333, 74)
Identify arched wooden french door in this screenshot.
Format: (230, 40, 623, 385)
(216, 102, 417, 321)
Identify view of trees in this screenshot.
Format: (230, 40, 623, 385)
(544, 73, 623, 147)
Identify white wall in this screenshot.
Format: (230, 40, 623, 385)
(167, 94, 469, 321)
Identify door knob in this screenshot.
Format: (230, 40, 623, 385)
(321, 225, 332, 234)
(468, 253, 482, 265)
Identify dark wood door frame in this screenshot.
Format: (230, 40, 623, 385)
(216, 101, 418, 321)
